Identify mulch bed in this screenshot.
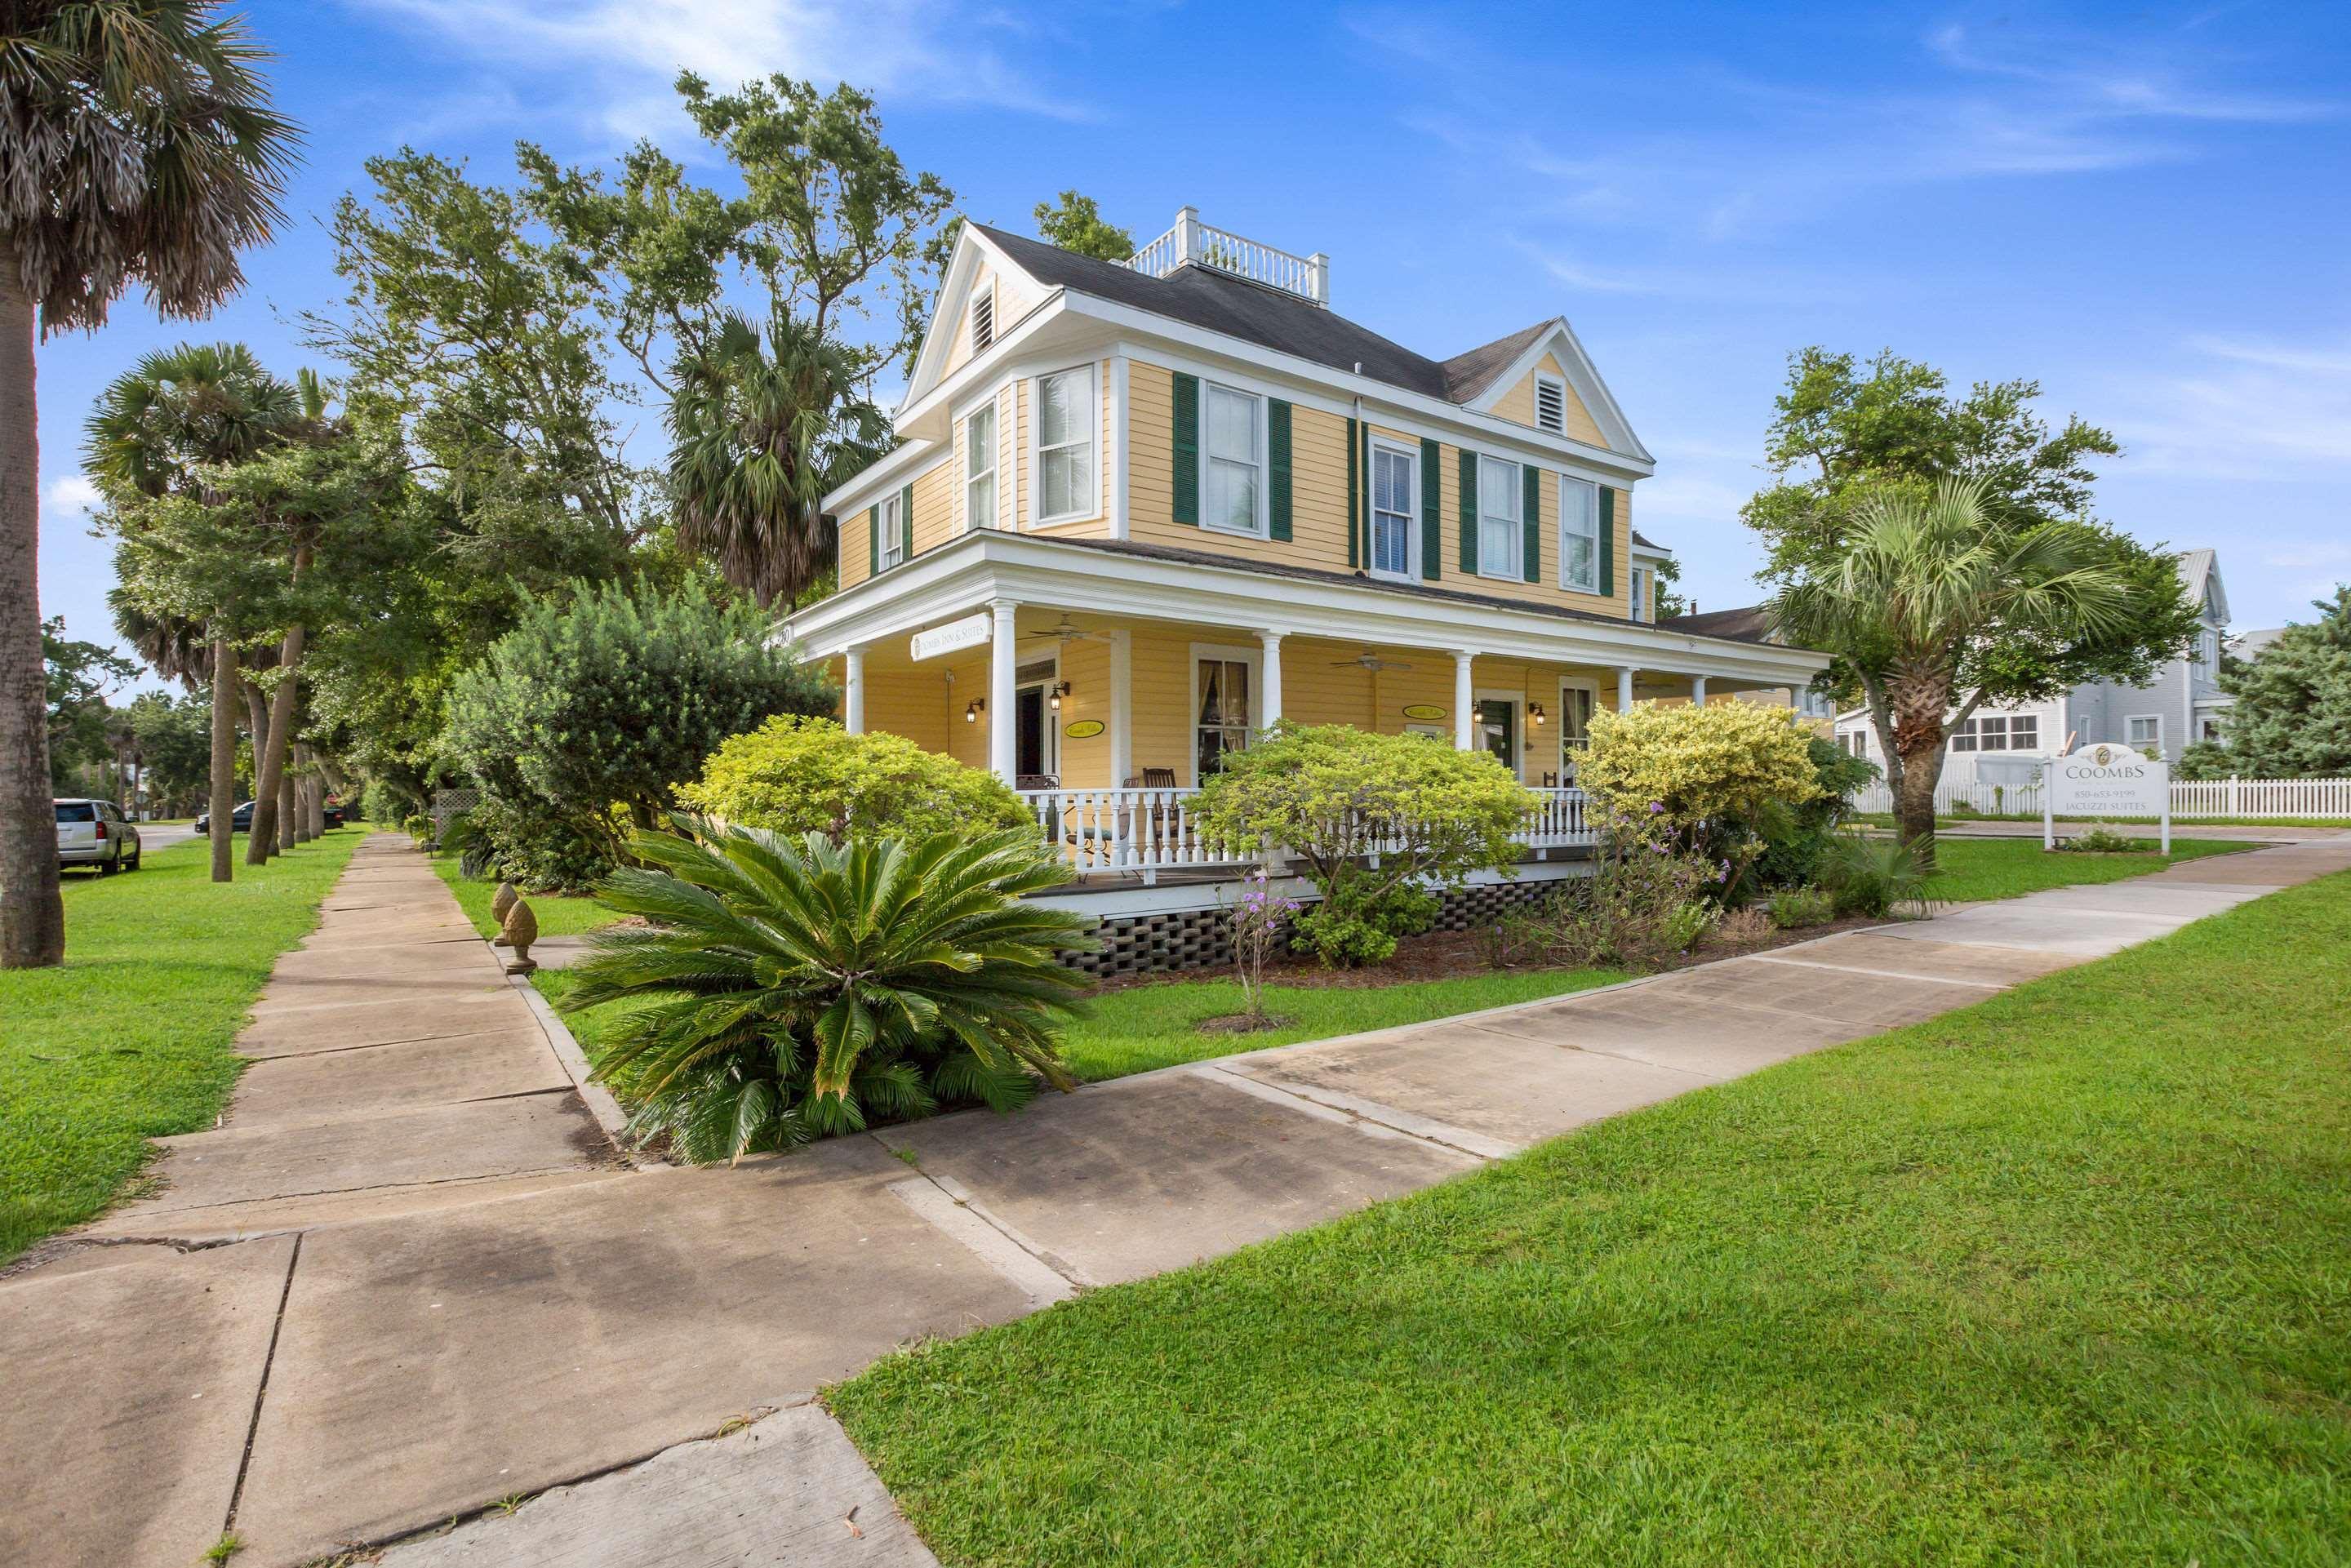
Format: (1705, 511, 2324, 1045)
(1096, 910, 1895, 994)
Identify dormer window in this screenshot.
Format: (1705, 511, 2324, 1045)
(1534, 374, 1567, 433)
(971, 289, 994, 353)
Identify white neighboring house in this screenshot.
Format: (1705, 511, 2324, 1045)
(1833, 548, 2234, 775)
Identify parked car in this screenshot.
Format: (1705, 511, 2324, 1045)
(193, 801, 256, 837)
(56, 799, 140, 873)
(322, 798, 346, 828)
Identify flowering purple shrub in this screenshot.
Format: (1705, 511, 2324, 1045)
(1227, 870, 1300, 1021)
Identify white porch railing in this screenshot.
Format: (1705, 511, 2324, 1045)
(1016, 786, 1594, 880)
(1122, 206, 1329, 304)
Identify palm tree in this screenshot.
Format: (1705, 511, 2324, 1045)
(666, 311, 888, 611)
(1771, 477, 2131, 864)
(563, 820, 1096, 1164)
(1, 2, 297, 963)
(88, 344, 300, 881)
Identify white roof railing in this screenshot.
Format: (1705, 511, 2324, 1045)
(1122, 206, 1329, 306)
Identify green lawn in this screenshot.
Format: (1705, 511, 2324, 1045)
(0, 831, 362, 1263)
(829, 868, 2351, 1568)
(429, 854, 629, 939)
(1923, 833, 2243, 902)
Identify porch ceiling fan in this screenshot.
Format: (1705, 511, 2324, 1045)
(1028, 611, 1109, 645)
(1330, 648, 1413, 672)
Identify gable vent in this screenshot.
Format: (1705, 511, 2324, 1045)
(1535, 376, 1566, 433)
(971, 290, 994, 353)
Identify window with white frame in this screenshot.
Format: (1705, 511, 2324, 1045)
(1839, 730, 1869, 758)
(964, 403, 997, 531)
(875, 492, 904, 571)
(1035, 366, 1095, 523)
(1368, 441, 1415, 577)
(1558, 474, 1599, 593)
(1534, 374, 1567, 433)
(1947, 713, 2039, 753)
(1203, 383, 1263, 535)
(2127, 714, 2162, 751)
(1478, 454, 1521, 578)
(2196, 628, 2220, 668)
(1629, 564, 1651, 623)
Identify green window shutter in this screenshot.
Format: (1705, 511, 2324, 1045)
(1522, 464, 1541, 584)
(1420, 438, 1442, 580)
(1359, 421, 1373, 568)
(1344, 417, 1360, 567)
(899, 483, 915, 563)
(1269, 400, 1292, 542)
(867, 505, 880, 575)
(1171, 373, 1200, 525)
(1458, 449, 1479, 575)
(1599, 486, 1616, 597)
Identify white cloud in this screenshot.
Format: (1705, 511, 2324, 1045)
(42, 474, 100, 520)
(2119, 335, 2351, 479)
(367, 0, 1096, 138)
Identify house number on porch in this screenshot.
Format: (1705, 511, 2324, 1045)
(909, 611, 992, 662)
(1401, 704, 1447, 722)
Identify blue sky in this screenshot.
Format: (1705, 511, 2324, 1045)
(35, 0, 2351, 686)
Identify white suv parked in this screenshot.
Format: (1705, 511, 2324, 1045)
(56, 798, 142, 873)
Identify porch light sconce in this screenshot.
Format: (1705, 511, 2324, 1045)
(964, 698, 985, 724)
(1048, 681, 1072, 711)
(1529, 702, 1546, 726)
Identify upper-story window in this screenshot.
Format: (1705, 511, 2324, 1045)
(1558, 474, 1599, 593)
(2196, 628, 2220, 668)
(1534, 374, 1567, 434)
(965, 403, 997, 531)
(1477, 455, 1522, 580)
(1204, 383, 1264, 536)
(1368, 440, 1415, 578)
(1629, 563, 1651, 623)
(971, 288, 994, 353)
(876, 492, 905, 571)
(1036, 366, 1095, 524)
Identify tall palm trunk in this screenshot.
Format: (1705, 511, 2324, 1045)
(246, 544, 307, 865)
(209, 639, 239, 883)
(0, 241, 61, 965)
(1887, 679, 1949, 868)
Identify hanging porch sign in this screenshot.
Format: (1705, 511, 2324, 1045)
(1401, 704, 1447, 722)
(2044, 742, 2171, 851)
(1062, 719, 1105, 740)
(909, 611, 991, 662)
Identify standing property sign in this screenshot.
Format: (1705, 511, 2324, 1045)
(2043, 743, 2171, 852)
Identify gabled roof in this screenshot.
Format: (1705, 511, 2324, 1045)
(1655, 604, 1775, 644)
(2175, 548, 2228, 622)
(1438, 322, 1553, 403)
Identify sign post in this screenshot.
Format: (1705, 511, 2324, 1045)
(2044, 743, 2170, 849)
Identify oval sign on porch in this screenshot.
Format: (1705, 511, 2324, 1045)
(1062, 719, 1105, 740)
(1401, 704, 1447, 722)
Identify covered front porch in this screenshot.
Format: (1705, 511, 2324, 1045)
(785, 530, 1830, 882)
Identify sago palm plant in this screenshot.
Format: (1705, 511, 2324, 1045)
(564, 819, 1096, 1164)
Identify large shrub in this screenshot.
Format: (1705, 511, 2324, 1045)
(1579, 701, 1825, 830)
(442, 578, 833, 885)
(1754, 736, 1878, 889)
(565, 819, 1096, 1163)
(675, 716, 1030, 841)
(1193, 724, 1533, 966)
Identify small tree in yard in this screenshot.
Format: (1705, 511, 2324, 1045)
(1193, 724, 1532, 966)
(676, 715, 1029, 841)
(442, 578, 832, 883)
(1577, 700, 1825, 835)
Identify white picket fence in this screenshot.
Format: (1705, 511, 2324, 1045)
(1848, 775, 2351, 820)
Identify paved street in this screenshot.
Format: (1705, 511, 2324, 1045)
(4, 832, 2346, 1567)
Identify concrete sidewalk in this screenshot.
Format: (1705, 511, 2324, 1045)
(5, 833, 2345, 1567)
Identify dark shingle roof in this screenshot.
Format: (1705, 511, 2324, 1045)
(1655, 604, 1775, 644)
(1436, 321, 1553, 403)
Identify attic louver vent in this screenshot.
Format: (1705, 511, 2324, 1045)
(1535, 377, 1566, 433)
(971, 291, 994, 353)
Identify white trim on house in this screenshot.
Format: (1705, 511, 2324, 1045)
(1473, 686, 1527, 781)
(1366, 433, 1420, 584)
(1198, 377, 1271, 540)
(1456, 316, 1655, 464)
(1557, 471, 1600, 593)
(1475, 452, 1524, 584)
(1029, 360, 1101, 529)
(1187, 640, 1264, 787)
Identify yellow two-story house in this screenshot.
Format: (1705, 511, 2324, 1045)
(785, 207, 1827, 917)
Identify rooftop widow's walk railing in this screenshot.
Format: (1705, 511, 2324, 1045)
(1121, 206, 1330, 305)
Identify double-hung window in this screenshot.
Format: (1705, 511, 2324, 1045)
(1368, 442, 1415, 577)
(964, 403, 997, 531)
(1036, 366, 1095, 524)
(2127, 715, 2162, 751)
(1478, 455, 1521, 579)
(1558, 474, 1599, 593)
(875, 492, 904, 571)
(1204, 383, 1263, 535)
(1629, 564, 1651, 623)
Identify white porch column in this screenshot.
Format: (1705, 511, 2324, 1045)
(1259, 631, 1284, 732)
(1690, 673, 1707, 707)
(1109, 629, 1133, 785)
(842, 646, 866, 735)
(1454, 651, 1477, 749)
(989, 600, 1019, 784)
(1616, 665, 1636, 713)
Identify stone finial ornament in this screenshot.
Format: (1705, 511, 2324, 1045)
(490, 880, 520, 946)
(501, 898, 539, 975)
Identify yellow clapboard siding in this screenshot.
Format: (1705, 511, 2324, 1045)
(1491, 351, 1605, 447)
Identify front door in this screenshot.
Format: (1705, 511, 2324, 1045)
(1478, 699, 1516, 776)
(1016, 686, 1048, 780)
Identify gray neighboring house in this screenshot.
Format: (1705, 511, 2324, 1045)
(1833, 548, 2235, 766)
